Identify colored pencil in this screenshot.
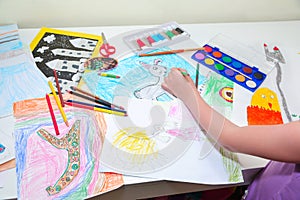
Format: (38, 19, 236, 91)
(195, 63, 199, 89)
(67, 90, 111, 108)
(66, 99, 127, 114)
(53, 69, 65, 107)
(175, 67, 189, 77)
(181, 71, 189, 76)
(45, 94, 60, 135)
(65, 101, 127, 117)
(138, 47, 205, 57)
(48, 81, 69, 127)
(99, 72, 121, 79)
(70, 86, 125, 110)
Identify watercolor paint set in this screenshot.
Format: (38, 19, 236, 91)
(123, 21, 190, 53)
(191, 35, 274, 92)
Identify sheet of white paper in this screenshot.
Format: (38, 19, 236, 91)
(0, 168, 17, 199)
(100, 97, 243, 184)
(100, 97, 197, 174)
(122, 175, 161, 185)
(0, 116, 15, 165)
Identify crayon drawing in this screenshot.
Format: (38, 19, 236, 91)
(100, 97, 243, 184)
(0, 24, 49, 117)
(112, 127, 159, 164)
(201, 72, 234, 118)
(82, 50, 206, 102)
(200, 72, 242, 182)
(13, 97, 123, 199)
(0, 55, 50, 117)
(0, 24, 23, 53)
(100, 97, 199, 174)
(30, 27, 102, 93)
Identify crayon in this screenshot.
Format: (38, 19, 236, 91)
(99, 73, 120, 79)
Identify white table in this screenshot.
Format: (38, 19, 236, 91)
(2, 20, 300, 199)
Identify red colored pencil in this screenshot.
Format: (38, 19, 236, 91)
(45, 94, 60, 135)
(53, 69, 65, 107)
(64, 101, 94, 111)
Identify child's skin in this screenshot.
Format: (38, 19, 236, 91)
(161, 68, 300, 163)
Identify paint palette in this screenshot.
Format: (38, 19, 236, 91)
(123, 21, 190, 53)
(192, 44, 267, 92)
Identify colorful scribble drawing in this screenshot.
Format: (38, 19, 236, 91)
(37, 120, 80, 195)
(113, 127, 158, 163)
(200, 72, 242, 182)
(202, 72, 234, 120)
(13, 96, 124, 199)
(220, 148, 241, 182)
(134, 59, 171, 100)
(82, 51, 206, 102)
(247, 87, 283, 125)
(0, 24, 49, 117)
(166, 102, 202, 141)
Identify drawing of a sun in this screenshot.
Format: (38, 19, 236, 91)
(112, 127, 158, 163)
(247, 87, 283, 125)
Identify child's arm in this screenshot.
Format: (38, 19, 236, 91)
(162, 68, 300, 163)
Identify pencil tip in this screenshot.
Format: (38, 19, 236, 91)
(66, 121, 70, 127)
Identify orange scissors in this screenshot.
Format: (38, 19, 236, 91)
(99, 32, 116, 58)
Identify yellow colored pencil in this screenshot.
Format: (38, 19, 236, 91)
(48, 81, 69, 127)
(94, 107, 127, 116)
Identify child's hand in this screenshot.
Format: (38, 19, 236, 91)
(162, 68, 198, 103)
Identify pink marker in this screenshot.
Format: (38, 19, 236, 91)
(146, 36, 155, 46)
(136, 39, 147, 49)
